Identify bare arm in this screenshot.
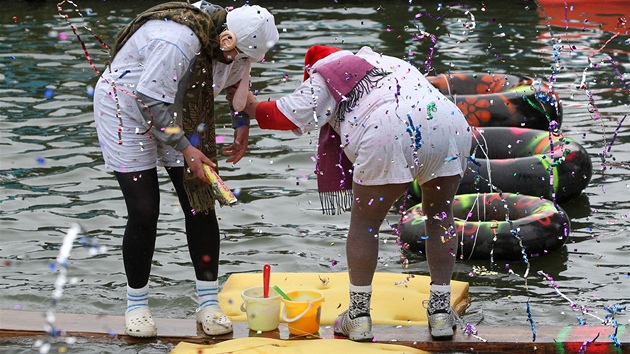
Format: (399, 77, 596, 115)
(242, 90, 260, 118)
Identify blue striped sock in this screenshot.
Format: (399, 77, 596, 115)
(126, 284, 149, 314)
(196, 280, 219, 310)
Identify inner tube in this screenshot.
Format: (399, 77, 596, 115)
(427, 73, 562, 130)
(407, 127, 592, 204)
(399, 193, 571, 260)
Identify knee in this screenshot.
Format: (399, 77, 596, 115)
(127, 205, 160, 225)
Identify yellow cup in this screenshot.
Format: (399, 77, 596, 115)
(281, 290, 325, 336)
(240, 286, 282, 332)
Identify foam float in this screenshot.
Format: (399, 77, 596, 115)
(171, 337, 429, 354)
(427, 72, 562, 130)
(219, 272, 469, 327)
(407, 127, 592, 205)
(400, 193, 570, 260)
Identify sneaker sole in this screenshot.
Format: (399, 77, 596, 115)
(430, 327, 454, 339)
(333, 330, 374, 342)
(349, 333, 374, 342)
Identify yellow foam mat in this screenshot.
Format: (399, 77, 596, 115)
(219, 272, 469, 326)
(171, 337, 428, 353)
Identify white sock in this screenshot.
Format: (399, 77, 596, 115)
(349, 283, 372, 318)
(196, 279, 219, 309)
(126, 284, 149, 314)
(430, 284, 451, 293)
(350, 283, 372, 293)
(428, 283, 451, 314)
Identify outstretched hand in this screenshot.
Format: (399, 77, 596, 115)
(181, 145, 215, 183)
(222, 125, 250, 164)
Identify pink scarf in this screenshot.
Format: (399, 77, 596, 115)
(313, 55, 386, 214)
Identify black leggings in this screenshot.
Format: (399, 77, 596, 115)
(115, 167, 220, 289)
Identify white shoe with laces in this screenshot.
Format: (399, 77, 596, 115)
(333, 310, 373, 341)
(427, 307, 456, 339)
(423, 288, 457, 339)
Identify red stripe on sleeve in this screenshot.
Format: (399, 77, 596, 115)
(255, 101, 298, 130)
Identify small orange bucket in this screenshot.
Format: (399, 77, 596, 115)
(281, 290, 325, 336)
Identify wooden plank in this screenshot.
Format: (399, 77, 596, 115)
(1, 310, 628, 353)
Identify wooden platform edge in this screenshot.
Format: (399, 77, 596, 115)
(1, 310, 628, 353)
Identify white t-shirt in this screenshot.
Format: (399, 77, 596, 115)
(274, 46, 471, 185)
(93, 19, 247, 172)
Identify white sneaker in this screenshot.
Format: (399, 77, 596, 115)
(424, 289, 457, 339)
(427, 308, 456, 339)
(125, 307, 157, 337)
(333, 310, 373, 341)
(196, 305, 233, 335)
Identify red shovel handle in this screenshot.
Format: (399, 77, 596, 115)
(263, 264, 271, 298)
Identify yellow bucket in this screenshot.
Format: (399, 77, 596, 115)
(240, 286, 282, 332)
(281, 290, 325, 336)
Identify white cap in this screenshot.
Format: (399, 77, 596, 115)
(226, 5, 279, 62)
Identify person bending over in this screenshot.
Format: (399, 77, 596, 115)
(93, 1, 279, 337)
(231, 45, 471, 341)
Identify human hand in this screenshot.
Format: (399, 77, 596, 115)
(222, 125, 250, 164)
(181, 145, 215, 183)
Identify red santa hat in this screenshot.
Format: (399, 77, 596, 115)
(303, 45, 341, 80)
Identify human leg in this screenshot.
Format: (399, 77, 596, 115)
(421, 175, 460, 284)
(166, 166, 220, 281)
(165, 166, 232, 335)
(346, 182, 410, 286)
(334, 182, 409, 341)
(115, 168, 161, 337)
(116, 169, 161, 288)
(420, 174, 461, 339)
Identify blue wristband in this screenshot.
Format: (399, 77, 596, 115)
(230, 106, 251, 129)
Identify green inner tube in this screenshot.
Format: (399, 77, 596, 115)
(400, 193, 571, 261)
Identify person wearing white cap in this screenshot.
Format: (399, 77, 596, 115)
(92, 1, 279, 337)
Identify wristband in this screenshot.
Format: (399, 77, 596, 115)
(230, 106, 251, 129)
